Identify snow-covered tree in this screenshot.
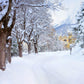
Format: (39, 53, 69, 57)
(73, 2, 84, 48)
(13, 5, 57, 54)
(26, 7, 52, 53)
(0, 0, 16, 70)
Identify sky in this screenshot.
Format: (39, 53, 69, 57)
(51, 0, 84, 25)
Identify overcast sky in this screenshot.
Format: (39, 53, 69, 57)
(51, 0, 84, 25)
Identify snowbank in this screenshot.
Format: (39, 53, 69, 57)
(0, 47, 84, 84)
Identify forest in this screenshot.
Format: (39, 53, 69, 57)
(0, 0, 84, 84)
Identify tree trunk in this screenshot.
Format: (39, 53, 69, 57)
(34, 43, 38, 53)
(28, 43, 31, 54)
(18, 43, 22, 57)
(0, 31, 6, 71)
(6, 39, 12, 63)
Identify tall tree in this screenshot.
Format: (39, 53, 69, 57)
(73, 2, 84, 47)
(0, 0, 16, 70)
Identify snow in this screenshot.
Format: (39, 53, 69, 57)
(6, 44, 9, 48)
(7, 36, 12, 40)
(0, 45, 84, 84)
(0, 0, 8, 20)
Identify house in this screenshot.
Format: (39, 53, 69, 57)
(59, 33, 76, 49)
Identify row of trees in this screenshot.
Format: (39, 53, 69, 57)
(12, 6, 52, 56)
(0, 0, 63, 71)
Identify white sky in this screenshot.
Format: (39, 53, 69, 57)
(51, 0, 84, 25)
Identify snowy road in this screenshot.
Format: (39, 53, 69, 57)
(0, 51, 84, 84)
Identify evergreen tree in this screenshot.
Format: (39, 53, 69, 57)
(73, 2, 84, 47)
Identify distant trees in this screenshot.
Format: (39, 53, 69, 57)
(38, 28, 58, 52)
(13, 6, 53, 55)
(26, 7, 52, 53)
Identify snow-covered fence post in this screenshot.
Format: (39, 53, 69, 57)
(70, 44, 72, 55)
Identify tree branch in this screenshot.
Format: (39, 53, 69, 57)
(9, 10, 16, 31)
(0, 0, 12, 23)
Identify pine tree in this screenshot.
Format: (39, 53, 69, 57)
(73, 2, 84, 48)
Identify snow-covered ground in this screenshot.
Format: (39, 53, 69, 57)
(0, 45, 84, 84)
